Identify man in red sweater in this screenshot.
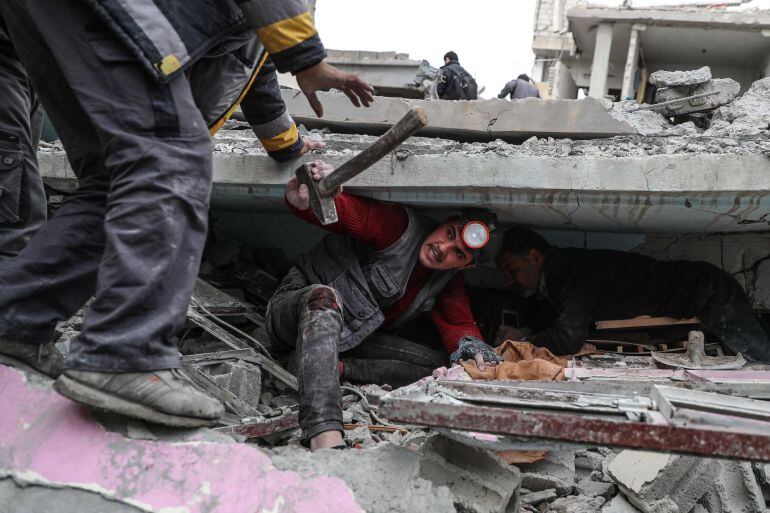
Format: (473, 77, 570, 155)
(267, 160, 501, 450)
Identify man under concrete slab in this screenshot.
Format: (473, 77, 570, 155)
(495, 227, 770, 363)
(267, 160, 502, 450)
(0, 0, 374, 428)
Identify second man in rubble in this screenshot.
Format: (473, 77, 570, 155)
(268, 160, 501, 450)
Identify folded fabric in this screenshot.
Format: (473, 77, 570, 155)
(461, 340, 590, 381)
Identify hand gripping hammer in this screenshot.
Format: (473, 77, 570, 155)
(295, 106, 428, 225)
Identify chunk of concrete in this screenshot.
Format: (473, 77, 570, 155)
(549, 495, 606, 513)
(517, 451, 575, 495)
(654, 79, 741, 116)
(709, 77, 770, 137)
(577, 479, 616, 499)
(602, 494, 643, 513)
(697, 460, 764, 513)
(650, 66, 712, 88)
(280, 89, 638, 142)
(204, 360, 262, 406)
(270, 444, 455, 513)
(418, 435, 521, 513)
(520, 488, 556, 505)
(607, 450, 719, 513)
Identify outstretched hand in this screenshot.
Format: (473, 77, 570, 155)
(285, 160, 340, 210)
(296, 60, 375, 117)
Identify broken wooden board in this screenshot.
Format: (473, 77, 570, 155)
(595, 316, 700, 330)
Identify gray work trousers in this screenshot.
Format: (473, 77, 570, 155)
(0, 20, 45, 260)
(267, 267, 447, 441)
(0, 0, 213, 371)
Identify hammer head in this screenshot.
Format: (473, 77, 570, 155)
(295, 162, 338, 225)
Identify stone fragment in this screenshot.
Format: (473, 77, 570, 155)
(343, 426, 375, 448)
(520, 488, 556, 505)
(602, 494, 643, 513)
(418, 435, 521, 513)
(202, 360, 262, 406)
(609, 101, 670, 135)
(650, 66, 712, 88)
(549, 495, 606, 513)
(709, 77, 770, 137)
(607, 450, 719, 513)
(697, 460, 764, 513)
(654, 79, 740, 116)
(577, 479, 616, 499)
(518, 451, 575, 495)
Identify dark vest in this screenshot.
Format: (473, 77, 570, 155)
(297, 209, 456, 351)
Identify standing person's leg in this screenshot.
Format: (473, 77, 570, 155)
(698, 270, 770, 363)
(267, 269, 345, 450)
(0, 18, 46, 260)
(0, 0, 223, 425)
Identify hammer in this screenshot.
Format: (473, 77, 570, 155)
(296, 106, 428, 225)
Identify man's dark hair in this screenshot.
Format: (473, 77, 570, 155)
(500, 228, 551, 257)
(444, 51, 459, 62)
(517, 73, 531, 82)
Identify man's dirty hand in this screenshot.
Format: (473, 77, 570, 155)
(450, 336, 502, 372)
(285, 160, 339, 210)
(296, 60, 375, 117)
(297, 137, 326, 157)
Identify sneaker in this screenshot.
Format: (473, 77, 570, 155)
(0, 338, 65, 378)
(54, 368, 225, 428)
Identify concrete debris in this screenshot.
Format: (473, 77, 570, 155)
(417, 435, 521, 513)
(202, 359, 262, 406)
(518, 451, 576, 496)
(576, 479, 617, 499)
(602, 494, 643, 513)
(654, 79, 740, 117)
(649, 66, 712, 88)
(269, 444, 457, 513)
(521, 488, 557, 505)
(609, 101, 671, 135)
(697, 460, 765, 513)
(709, 77, 770, 137)
(548, 495, 606, 513)
(607, 450, 719, 513)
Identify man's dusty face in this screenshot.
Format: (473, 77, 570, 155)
(419, 221, 476, 271)
(496, 249, 544, 297)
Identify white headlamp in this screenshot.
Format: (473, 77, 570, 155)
(461, 221, 490, 250)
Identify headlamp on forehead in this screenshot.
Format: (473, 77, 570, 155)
(461, 221, 490, 250)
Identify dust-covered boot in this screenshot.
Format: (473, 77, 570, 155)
(54, 368, 225, 428)
(0, 338, 65, 378)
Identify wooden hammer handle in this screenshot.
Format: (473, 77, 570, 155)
(318, 107, 428, 195)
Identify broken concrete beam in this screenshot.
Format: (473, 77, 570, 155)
(654, 79, 740, 116)
(650, 66, 712, 88)
(697, 460, 765, 513)
(517, 451, 576, 495)
(602, 494, 643, 513)
(280, 89, 638, 142)
(0, 365, 362, 513)
(269, 444, 456, 513)
(607, 450, 719, 513)
(417, 435, 521, 513)
(549, 495, 606, 513)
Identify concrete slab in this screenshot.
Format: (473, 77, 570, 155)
(655, 79, 741, 116)
(602, 494, 643, 513)
(280, 89, 638, 142)
(0, 365, 362, 513)
(518, 451, 575, 495)
(607, 450, 718, 513)
(698, 460, 765, 513)
(650, 67, 712, 88)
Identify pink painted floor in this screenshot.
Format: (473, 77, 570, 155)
(0, 365, 363, 513)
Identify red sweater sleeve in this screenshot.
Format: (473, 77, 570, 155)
(430, 273, 483, 353)
(286, 192, 408, 251)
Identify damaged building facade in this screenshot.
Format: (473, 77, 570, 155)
(5, 1, 770, 513)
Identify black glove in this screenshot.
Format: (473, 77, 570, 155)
(450, 336, 502, 366)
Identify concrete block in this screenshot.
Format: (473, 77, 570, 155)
(281, 89, 638, 142)
(577, 479, 617, 499)
(520, 488, 556, 505)
(698, 460, 764, 513)
(607, 450, 719, 513)
(710, 77, 770, 137)
(204, 360, 262, 407)
(650, 66, 712, 88)
(602, 494, 643, 513)
(418, 435, 521, 513)
(655, 79, 740, 116)
(518, 451, 575, 495)
(550, 495, 606, 513)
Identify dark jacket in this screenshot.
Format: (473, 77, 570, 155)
(498, 78, 541, 100)
(296, 209, 456, 351)
(530, 247, 724, 355)
(437, 61, 477, 100)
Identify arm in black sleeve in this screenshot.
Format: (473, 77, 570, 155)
(436, 69, 447, 97)
(528, 284, 598, 355)
(498, 80, 513, 99)
(240, 58, 303, 162)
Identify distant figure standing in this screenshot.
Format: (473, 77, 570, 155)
(498, 74, 541, 100)
(437, 51, 478, 100)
